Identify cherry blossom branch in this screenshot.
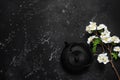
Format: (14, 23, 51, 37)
(98, 37, 120, 80)
(107, 45, 120, 80)
(97, 30, 120, 80)
(86, 22, 120, 80)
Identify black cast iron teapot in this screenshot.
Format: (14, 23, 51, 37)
(61, 42, 93, 74)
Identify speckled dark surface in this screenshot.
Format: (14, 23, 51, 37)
(0, 0, 120, 80)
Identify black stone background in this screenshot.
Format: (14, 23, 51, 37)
(0, 0, 120, 80)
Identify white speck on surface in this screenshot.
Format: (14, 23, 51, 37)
(0, 42, 5, 47)
(29, 3, 33, 6)
(41, 37, 50, 44)
(44, 71, 48, 75)
(25, 68, 40, 78)
(62, 9, 66, 13)
(49, 48, 60, 61)
(66, 20, 70, 24)
(0, 70, 3, 73)
(12, 48, 17, 51)
(23, 1, 26, 3)
(19, 4, 23, 8)
(25, 71, 34, 78)
(10, 56, 16, 65)
(10, 23, 13, 26)
(40, 31, 53, 44)
(11, 12, 15, 16)
(91, 14, 97, 22)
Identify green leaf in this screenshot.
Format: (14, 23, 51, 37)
(92, 45, 97, 54)
(93, 38, 101, 46)
(98, 29, 104, 33)
(112, 52, 118, 60)
(91, 38, 101, 54)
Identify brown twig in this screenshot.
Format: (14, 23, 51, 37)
(94, 31, 120, 80)
(109, 60, 120, 80)
(100, 43, 105, 52)
(107, 45, 120, 80)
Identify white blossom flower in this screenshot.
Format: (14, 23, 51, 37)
(100, 29, 112, 43)
(86, 22, 97, 33)
(97, 24, 107, 30)
(97, 53, 109, 64)
(101, 37, 112, 43)
(118, 52, 120, 58)
(100, 29, 111, 38)
(87, 35, 98, 44)
(113, 46, 120, 52)
(111, 36, 120, 43)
